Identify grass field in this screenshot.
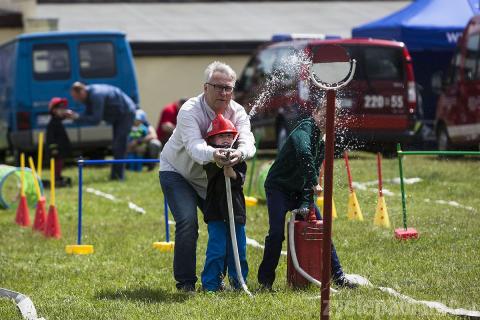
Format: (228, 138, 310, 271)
(0, 152, 479, 319)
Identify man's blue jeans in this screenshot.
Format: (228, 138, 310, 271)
(201, 221, 248, 291)
(257, 187, 344, 287)
(159, 171, 205, 289)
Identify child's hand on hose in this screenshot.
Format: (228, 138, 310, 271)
(223, 166, 237, 179)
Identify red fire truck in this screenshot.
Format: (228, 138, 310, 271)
(435, 16, 480, 151)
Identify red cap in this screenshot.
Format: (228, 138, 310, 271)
(206, 114, 238, 139)
(48, 97, 68, 111)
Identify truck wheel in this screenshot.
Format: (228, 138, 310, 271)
(277, 123, 288, 151)
(437, 126, 451, 151)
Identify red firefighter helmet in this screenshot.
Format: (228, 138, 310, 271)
(206, 114, 238, 139)
(48, 97, 68, 111)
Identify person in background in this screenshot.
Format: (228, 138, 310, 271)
(156, 98, 187, 145)
(126, 109, 150, 171)
(67, 82, 136, 180)
(46, 97, 72, 187)
(135, 109, 162, 170)
(201, 114, 248, 292)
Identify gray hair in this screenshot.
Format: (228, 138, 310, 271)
(204, 61, 237, 83)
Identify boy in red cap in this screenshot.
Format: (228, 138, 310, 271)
(201, 114, 248, 292)
(46, 97, 72, 187)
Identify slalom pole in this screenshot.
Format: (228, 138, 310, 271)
(344, 151, 354, 193)
(394, 144, 418, 239)
(78, 159, 83, 244)
(397, 144, 408, 230)
(37, 132, 44, 179)
(20, 153, 25, 197)
(377, 153, 383, 198)
(246, 134, 261, 196)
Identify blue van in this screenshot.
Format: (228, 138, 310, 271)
(0, 31, 139, 160)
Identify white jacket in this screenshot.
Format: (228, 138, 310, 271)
(160, 93, 256, 199)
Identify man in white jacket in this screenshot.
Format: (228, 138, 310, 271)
(159, 61, 256, 292)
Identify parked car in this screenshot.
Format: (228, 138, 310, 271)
(434, 16, 480, 151)
(0, 31, 139, 161)
(235, 36, 420, 151)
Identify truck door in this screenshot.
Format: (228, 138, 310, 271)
(443, 31, 480, 146)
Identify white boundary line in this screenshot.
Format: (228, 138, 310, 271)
(246, 237, 480, 318)
(85, 187, 146, 214)
(353, 177, 477, 213)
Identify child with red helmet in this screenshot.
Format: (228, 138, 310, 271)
(46, 97, 72, 187)
(201, 114, 248, 292)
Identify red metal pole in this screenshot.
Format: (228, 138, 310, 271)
(344, 151, 354, 193)
(321, 89, 335, 320)
(377, 152, 383, 197)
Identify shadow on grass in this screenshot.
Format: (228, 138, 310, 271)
(95, 287, 191, 304)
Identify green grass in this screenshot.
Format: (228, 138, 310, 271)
(1, 152, 479, 319)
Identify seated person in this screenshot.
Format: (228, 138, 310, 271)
(126, 110, 150, 171)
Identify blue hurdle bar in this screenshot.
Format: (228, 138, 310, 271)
(76, 158, 161, 245)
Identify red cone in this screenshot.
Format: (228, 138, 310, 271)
(44, 205, 61, 239)
(33, 197, 47, 232)
(15, 195, 31, 227)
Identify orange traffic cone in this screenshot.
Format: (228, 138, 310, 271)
(15, 153, 31, 227)
(28, 156, 46, 232)
(15, 195, 31, 227)
(45, 204, 61, 238)
(44, 158, 61, 239)
(33, 197, 47, 232)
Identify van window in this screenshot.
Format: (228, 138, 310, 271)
(79, 42, 116, 78)
(238, 47, 276, 92)
(32, 43, 70, 80)
(364, 47, 404, 80)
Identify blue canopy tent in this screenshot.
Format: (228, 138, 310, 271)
(352, 0, 479, 122)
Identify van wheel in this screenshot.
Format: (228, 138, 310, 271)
(437, 126, 451, 151)
(277, 123, 288, 151)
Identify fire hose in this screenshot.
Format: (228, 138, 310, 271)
(225, 174, 253, 297)
(288, 209, 337, 293)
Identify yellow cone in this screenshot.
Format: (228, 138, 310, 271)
(374, 195, 391, 228)
(347, 191, 364, 221)
(316, 196, 337, 219)
(245, 196, 258, 207)
(153, 241, 175, 252)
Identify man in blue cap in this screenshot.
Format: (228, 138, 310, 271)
(68, 81, 136, 180)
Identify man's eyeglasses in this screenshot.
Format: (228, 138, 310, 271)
(206, 83, 235, 94)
